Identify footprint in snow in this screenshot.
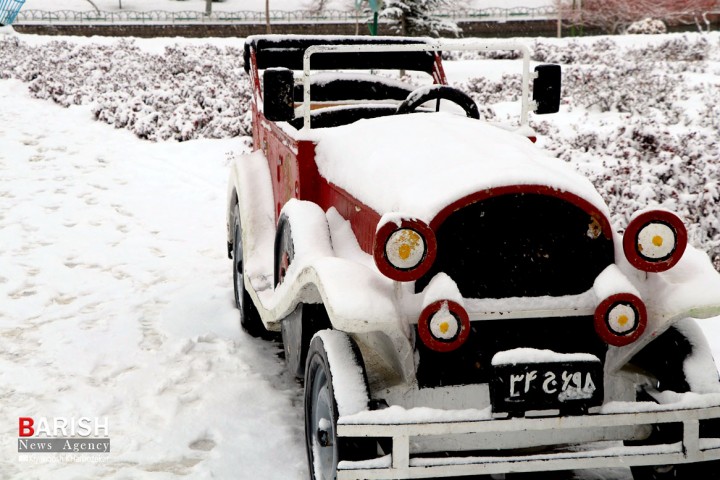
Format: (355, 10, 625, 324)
(188, 437, 216, 452)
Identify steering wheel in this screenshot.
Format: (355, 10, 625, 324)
(396, 85, 480, 119)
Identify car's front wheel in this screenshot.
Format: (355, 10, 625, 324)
(304, 332, 377, 480)
(627, 322, 720, 480)
(232, 204, 265, 337)
(305, 334, 341, 479)
(631, 461, 720, 480)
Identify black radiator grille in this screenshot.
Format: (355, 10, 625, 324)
(416, 193, 615, 299)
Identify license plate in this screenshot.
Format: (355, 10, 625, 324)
(489, 358, 603, 416)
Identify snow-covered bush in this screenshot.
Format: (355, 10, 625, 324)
(626, 18, 668, 35)
(531, 40, 586, 64)
(531, 36, 708, 65)
(535, 117, 720, 264)
(562, 61, 684, 118)
(526, 35, 720, 267)
(633, 35, 709, 62)
(455, 74, 522, 106)
(0, 38, 252, 141)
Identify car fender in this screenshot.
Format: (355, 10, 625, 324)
(271, 258, 418, 383)
(607, 244, 720, 373)
(228, 155, 411, 361)
(227, 149, 276, 302)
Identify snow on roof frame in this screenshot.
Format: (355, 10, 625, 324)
(243, 35, 436, 74)
(301, 40, 535, 130)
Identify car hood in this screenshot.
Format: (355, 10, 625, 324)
(311, 112, 610, 223)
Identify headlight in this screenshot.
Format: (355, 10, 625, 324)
(594, 293, 647, 347)
(386, 228, 425, 270)
(623, 210, 687, 272)
(418, 300, 470, 352)
(374, 218, 436, 281)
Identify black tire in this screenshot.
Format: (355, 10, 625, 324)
(276, 213, 303, 376)
(628, 325, 720, 479)
(630, 464, 681, 479)
(276, 214, 333, 378)
(630, 452, 720, 479)
(232, 204, 265, 337)
(281, 304, 330, 379)
(630, 463, 720, 480)
(274, 213, 294, 287)
(687, 460, 720, 479)
(304, 333, 376, 480)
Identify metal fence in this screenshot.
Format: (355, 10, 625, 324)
(0, 0, 25, 25)
(15, 7, 558, 25)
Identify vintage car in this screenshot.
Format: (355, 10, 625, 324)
(226, 35, 720, 479)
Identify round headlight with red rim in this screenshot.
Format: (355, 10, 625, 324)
(623, 210, 687, 273)
(374, 219, 437, 282)
(417, 300, 470, 353)
(594, 293, 647, 347)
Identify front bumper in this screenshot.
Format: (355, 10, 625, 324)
(336, 398, 720, 479)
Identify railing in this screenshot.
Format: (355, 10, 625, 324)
(14, 7, 558, 25)
(0, 0, 25, 25)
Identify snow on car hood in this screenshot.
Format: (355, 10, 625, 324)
(312, 112, 610, 222)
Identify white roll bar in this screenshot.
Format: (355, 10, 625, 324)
(301, 40, 537, 130)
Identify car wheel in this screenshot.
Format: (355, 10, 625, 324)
(687, 460, 720, 479)
(232, 204, 265, 337)
(282, 304, 330, 379)
(631, 464, 681, 479)
(304, 333, 377, 480)
(305, 335, 341, 480)
(276, 213, 333, 378)
(630, 463, 720, 480)
(274, 213, 294, 287)
(627, 323, 720, 479)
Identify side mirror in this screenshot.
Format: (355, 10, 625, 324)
(263, 67, 295, 122)
(533, 64, 561, 115)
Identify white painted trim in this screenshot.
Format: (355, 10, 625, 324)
(336, 403, 720, 478)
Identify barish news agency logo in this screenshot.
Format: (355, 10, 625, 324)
(18, 417, 110, 453)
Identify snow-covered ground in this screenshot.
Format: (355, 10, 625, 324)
(0, 59, 307, 478)
(1, 30, 719, 480)
(21, 0, 554, 13)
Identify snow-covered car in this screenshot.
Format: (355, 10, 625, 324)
(226, 35, 720, 479)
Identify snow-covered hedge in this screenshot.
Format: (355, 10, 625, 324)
(534, 35, 719, 269)
(0, 34, 718, 267)
(0, 38, 252, 141)
(626, 18, 668, 35)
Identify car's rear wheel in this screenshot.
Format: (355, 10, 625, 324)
(275, 214, 331, 378)
(282, 304, 330, 379)
(232, 204, 265, 337)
